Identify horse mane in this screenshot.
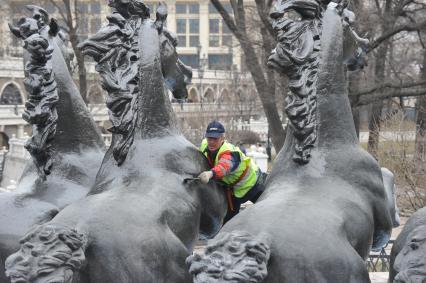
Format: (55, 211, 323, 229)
(269, 0, 327, 164)
(5, 223, 86, 282)
(9, 15, 59, 180)
(187, 231, 271, 282)
(268, 0, 366, 164)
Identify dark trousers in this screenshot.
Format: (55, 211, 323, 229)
(223, 178, 265, 224)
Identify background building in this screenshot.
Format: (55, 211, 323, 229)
(0, 0, 264, 149)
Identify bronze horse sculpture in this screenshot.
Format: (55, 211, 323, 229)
(0, 6, 105, 282)
(5, 1, 226, 282)
(389, 206, 426, 283)
(187, 1, 393, 282)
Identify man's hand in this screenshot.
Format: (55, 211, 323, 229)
(198, 171, 213, 184)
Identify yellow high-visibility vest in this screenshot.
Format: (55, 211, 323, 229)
(200, 139, 258, 198)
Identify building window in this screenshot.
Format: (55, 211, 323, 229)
(80, 18, 89, 34)
(0, 84, 22, 105)
(189, 36, 199, 47)
(91, 2, 101, 13)
(189, 19, 199, 33)
(222, 35, 232, 47)
(176, 19, 186, 33)
(90, 18, 102, 34)
(189, 4, 199, 14)
(176, 4, 187, 13)
(209, 19, 220, 33)
(178, 36, 187, 47)
(175, 3, 199, 48)
(209, 19, 232, 47)
(75, 2, 102, 37)
(179, 54, 199, 68)
(208, 3, 233, 13)
(77, 2, 89, 13)
(209, 36, 220, 47)
(176, 3, 199, 14)
(208, 54, 233, 70)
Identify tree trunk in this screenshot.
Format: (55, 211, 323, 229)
(367, 101, 383, 158)
(70, 32, 88, 104)
(367, 44, 388, 158)
(367, 0, 394, 158)
(209, 0, 285, 152)
(352, 107, 360, 138)
(414, 48, 426, 173)
(348, 70, 363, 138)
(76, 52, 88, 104)
(240, 37, 285, 151)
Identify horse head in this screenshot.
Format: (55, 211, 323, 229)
(156, 6, 192, 100)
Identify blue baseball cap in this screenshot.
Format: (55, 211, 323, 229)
(205, 121, 225, 138)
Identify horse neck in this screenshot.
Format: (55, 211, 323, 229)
(43, 30, 104, 152)
(314, 7, 358, 149)
(133, 19, 179, 140)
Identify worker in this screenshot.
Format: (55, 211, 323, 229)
(198, 120, 265, 223)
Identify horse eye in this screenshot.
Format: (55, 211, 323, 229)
(283, 10, 302, 21)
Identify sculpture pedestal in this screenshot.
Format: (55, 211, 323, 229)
(369, 272, 388, 283)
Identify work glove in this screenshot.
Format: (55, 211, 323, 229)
(198, 170, 213, 184)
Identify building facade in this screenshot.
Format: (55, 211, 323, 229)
(0, 0, 261, 148)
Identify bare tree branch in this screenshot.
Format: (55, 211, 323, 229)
(354, 88, 426, 107)
(254, 0, 275, 37)
(230, 0, 239, 22)
(351, 80, 426, 97)
(73, 0, 79, 31)
(237, 0, 246, 35)
(209, 0, 286, 150)
(210, 0, 241, 39)
(369, 19, 426, 51)
(48, 0, 69, 27)
(374, 0, 383, 19)
(418, 30, 426, 48)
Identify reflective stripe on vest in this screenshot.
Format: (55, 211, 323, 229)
(200, 139, 258, 198)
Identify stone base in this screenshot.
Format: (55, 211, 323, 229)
(369, 272, 388, 283)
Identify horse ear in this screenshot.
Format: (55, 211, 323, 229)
(8, 23, 23, 39)
(49, 18, 59, 37)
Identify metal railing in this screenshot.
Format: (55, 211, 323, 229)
(367, 240, 394, 272)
